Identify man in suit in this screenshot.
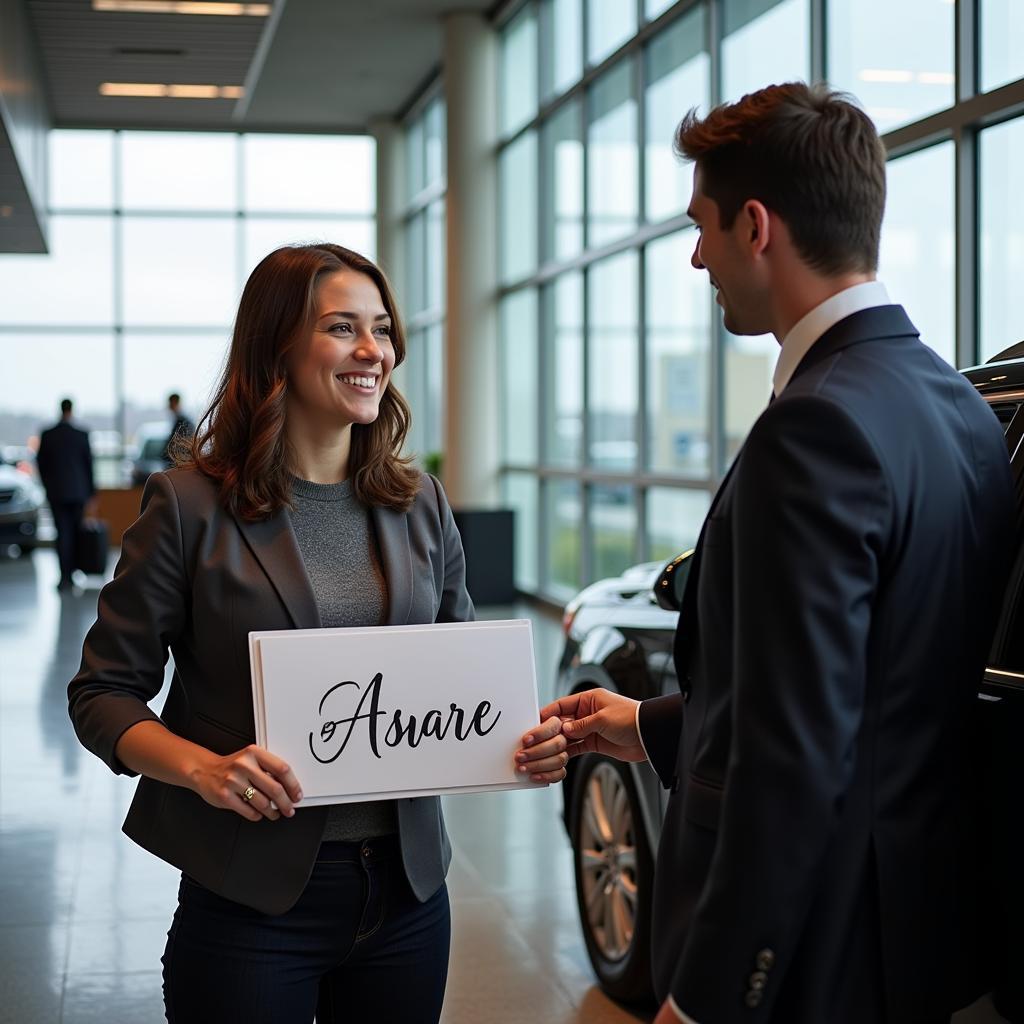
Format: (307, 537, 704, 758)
(161, 392, 195, 466)
(37, 398, 95, 591)
(521, 83, 1014, 1023)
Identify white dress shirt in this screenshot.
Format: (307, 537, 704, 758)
(646, 278, 893, 1024)
(772, 280, 891, 397)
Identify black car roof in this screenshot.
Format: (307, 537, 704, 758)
(962, 344, 1024, 397)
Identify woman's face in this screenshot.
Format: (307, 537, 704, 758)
(286, 269, 396, 430)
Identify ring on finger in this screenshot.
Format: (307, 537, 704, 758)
(242, 784, 256, 802)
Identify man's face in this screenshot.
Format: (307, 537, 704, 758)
(687, 167, 765, 336)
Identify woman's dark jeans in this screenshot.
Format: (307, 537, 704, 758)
(161, 835, 450, 1023)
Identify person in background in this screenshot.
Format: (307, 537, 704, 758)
(161, 392, 195, 466)
(518, 82, 1014, 1024)
(37, 398, 94, 592)
(68, 243, 564, 1024)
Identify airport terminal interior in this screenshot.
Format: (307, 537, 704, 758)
(2, 0, 1024, 1021)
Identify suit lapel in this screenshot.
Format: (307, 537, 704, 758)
(233, 511, 322, 630)
(371, 504, 414, 626)
(674, 450, 743, 674)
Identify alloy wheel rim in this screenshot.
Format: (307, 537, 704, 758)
(579, 761, 638, 962)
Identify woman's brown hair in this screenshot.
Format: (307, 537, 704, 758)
(177, 243, 420, 518)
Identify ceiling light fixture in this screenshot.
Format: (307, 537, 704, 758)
(93, 1, 270, 15)
(99, 82, 244, 98)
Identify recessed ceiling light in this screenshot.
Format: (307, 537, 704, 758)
(99, 82, 244, 98)
(93, 1, 270, 15)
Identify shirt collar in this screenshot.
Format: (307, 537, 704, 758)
(772, 280, 891, 396)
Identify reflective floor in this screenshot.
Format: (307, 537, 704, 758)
(0, 550, 1007, 1023)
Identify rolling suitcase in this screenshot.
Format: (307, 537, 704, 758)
(75, 519, 109, 575)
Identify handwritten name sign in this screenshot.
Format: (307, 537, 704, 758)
(249, 620, 540, 806)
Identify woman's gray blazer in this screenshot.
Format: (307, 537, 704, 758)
(68, 467, 475, 915)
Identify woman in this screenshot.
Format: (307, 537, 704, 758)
(67, 243, 569, 1023)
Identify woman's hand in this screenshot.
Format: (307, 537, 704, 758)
(189, 744, 304, 823)
(514, 715, 569, 784)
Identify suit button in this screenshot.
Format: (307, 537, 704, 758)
(748, 971, 767, 991)
(745, 990, 763, 1008)
(670, 775, 680, 794)
(681, 687, 691, 704)
(755, 948, 775, 972)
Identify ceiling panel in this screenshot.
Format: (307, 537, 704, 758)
(28, 0, 267, 128)
(25, 0, 495, 132)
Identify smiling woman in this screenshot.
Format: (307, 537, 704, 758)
(184, 244, 419, 517)
(65, 243, 534, 1023)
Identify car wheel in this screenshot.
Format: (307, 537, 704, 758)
(570, 753, 655, 1003)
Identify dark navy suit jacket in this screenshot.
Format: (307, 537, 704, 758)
(37, 420, 94, 504)
(638, 305, 1013, 1023)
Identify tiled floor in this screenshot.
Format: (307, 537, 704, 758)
(0, 549, 1009, 1023)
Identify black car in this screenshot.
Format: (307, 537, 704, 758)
(0, 461, 44, 555)
(556, 354, 1024, 1015)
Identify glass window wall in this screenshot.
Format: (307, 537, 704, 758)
(501, 131, 539, 282)
(980, 117, 1024, 361)
(827, 0, 954, 133)
(646, 229, 711, 476)
(541, 100, 584, 262)
(541, 0, 583, 101)
(501, 288, 540, 465)
(545, 478, 583, 595)
(981, 0, 1024, 94)
(587, 250, 638, 471)
(722, 0, 810, 103)
(878, 142, 955, 364)
(647, 487, 710, 561)
(542, 272, 584, 466)
(645, 5, 709, 224)
(587, 0, 636, 66)
(587, 59, 639, 247)
(590, 483, 637, 580)
(496, 0, 1024, 601)
(401, 95, 448, 463)
(501, 5, 539, 136)
(0, 128, 376, 478)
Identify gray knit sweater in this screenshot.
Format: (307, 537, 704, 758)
(289, 476, 398, 841)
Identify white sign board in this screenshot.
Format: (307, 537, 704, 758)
(249, 619, 540, 806)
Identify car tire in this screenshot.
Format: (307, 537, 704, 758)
(570, 752, 655, 1004)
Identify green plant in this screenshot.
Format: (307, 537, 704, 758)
(423, 450, 444, 479)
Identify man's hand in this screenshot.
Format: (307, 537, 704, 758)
(540, 688, 648, 763)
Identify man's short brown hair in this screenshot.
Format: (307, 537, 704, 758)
(675, 82, 887, 275)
